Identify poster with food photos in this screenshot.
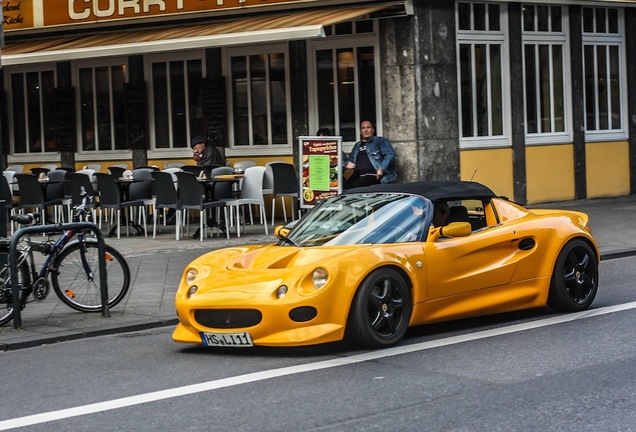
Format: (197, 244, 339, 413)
(298, 136, 343, 208)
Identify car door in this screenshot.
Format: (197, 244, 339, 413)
(424, 222, 522, 300)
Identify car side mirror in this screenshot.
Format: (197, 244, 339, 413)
(274, 225, 290, 239)
(428, 222, 472, 241)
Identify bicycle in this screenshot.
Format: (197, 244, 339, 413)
(0, 190, 131, 325)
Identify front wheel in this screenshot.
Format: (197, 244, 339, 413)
(547, 239, 598, 312)
(0, 260, 32, 326)
(51, 240, 130, 312)
(346, 268, 412, 348)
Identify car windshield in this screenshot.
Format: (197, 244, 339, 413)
(281, 193, 432, 247)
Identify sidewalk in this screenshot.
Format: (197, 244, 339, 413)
(1, 194, 635, 351)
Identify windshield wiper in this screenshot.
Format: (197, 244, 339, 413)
(279, 235, 300, 247)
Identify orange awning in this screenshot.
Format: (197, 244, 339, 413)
(2, 3, 408, 66)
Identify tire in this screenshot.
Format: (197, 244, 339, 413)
(547, 239, 598, 312)
(51, 240, 130, 312)
(0, 260, 32, 326)
(346, 268, 412, 348)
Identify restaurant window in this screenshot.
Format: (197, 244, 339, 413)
(227, 47, 290, 148)
(457, 2, 510, 149)
(7, 68, 57, 155)
(77, 62, 127, 152)
(148, 56, 204, 150)
(308, 21, 379, 143)
(522, 5, 570, 144)
(582, 7, 626, 141)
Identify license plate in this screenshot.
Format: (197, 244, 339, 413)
(200, 331, 253, 347)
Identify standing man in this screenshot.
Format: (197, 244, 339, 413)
(192, 136, 224, 167)
(343, 120, 397, 188)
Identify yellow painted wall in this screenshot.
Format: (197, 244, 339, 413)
(526, 144, 575, 203)
(460, 148, 514, 199)
(585, 141, 631, 198)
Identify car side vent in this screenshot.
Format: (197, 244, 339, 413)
(518, 237, 536, 251)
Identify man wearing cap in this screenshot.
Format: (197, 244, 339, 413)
(192, 136, 224, 167)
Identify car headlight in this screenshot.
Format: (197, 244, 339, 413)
(312, 268, 328, 289)
(186, 269, 198, 285)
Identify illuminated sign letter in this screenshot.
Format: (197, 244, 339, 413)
(119, 0, 141, 15)
(94, 0, 116, 18)
(144, 0, 166, 13)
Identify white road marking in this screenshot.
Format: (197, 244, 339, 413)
(1, 301, 635, 430)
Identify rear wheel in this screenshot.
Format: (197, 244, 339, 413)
(51, 240, 130, 312)
(548, 239, 598, 312)
(0, 260, 32, 326)
(347, 268, 411, 348)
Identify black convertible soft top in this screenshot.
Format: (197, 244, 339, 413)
(345, 180, 497, 202)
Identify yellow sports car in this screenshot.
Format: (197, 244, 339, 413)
(172, 181, 599, 349)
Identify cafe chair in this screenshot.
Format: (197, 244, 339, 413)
(164, 162, 185, 169)
(15, 174, 65, 226)
(270, 162, 300, 225)
(233, 160, 256, 173)
(46, 169, 72, 222)
(3, 171, 18, 197)
(180, 165, 204, 177)
(67, 172, 101, 226)
(95, 173, 148, 239)
(223, 166, 268, 238)
(107, 166, 126, 178)
(151, 171, 181, 240)
(6, 165, 24, 173)
(85, 163, 102, 172)
(175, 172, 230, 241)
(30, 167, 51, 177)
(3, 176, 18, 234)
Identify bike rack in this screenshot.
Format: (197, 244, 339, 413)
(8, 222, 109, 329)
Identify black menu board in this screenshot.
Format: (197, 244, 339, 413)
(125, 82, 147, 149)
(201, 78, 227, 147)
(54, 87, 76, 151)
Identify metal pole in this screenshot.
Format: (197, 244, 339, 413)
(0, 4, 7, 241)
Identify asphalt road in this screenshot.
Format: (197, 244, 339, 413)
(0, 255, 634, 431)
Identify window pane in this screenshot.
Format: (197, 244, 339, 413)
(152, 63, 169, 149)
(358, 46, 376, 132)
(269, 53, 287, 144)
(41, 71, 57, 152)
(474, 4, 486, 31)
(596, 8, 606, 33)
(490, 45, 502, 135)
(488, 4, 500, 31)
(95, 67, 112, 150)
(11, 74, 26, 154)
(584, 45, 596, 130)
(79, 68, 95, 151)
(538, 45, 551, 133)
(250, 54, 268, 145)
(551, 6, 562, 32)
(231, 57, 249, 146)
(475, 44, 488, 136)
(523, 5, 535, 32)
(597, 46, 608, 130)
(537, 6, 549, 32)
(316, 49, 335, 135)
(26, 72, 42, 152)
(609, 45, 620, 129)
(335, 22, 353, 35)
(337, 48, 356, 141)
(583, 8, 594, 33)
(525, 45, 538, 133)
(459, 44, 473, 137)
(187, 59, 204, 146)
(169, 62, 186, 149)
(553, 46, 565, 132)
(356, 20, 373, 33)
(111, 66, 126, 150)
(608, 9, 618, 33)
(458, 3, 471, 31)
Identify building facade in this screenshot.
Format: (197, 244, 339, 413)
(2, 0, 635, 204)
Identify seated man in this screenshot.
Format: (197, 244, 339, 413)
(432, 201, 450, 227)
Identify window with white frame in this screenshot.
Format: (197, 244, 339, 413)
(457, 2, 509, 148)
(308, 20, 379, 143)
(148, 54, 205, 151)
(76, 61, 127, 152)
(226, 45, 290, 150)
(582, 7, 626, 140)
(522, 4, 570, 144)
(7, 68, 57, 155)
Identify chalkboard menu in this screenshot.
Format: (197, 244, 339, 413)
(124, 82, 147, 149)
(54, 87, 76, 151)
(201, 78, 227, 147)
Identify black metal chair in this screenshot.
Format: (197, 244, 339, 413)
(45, 169, 72, 222)
(107, 166, 126, 178)
(175, 172, 229, 241)
(181, 165, 204, 177)
(270, 163, 300, 225)
(151, 171, 181, 240)
(30, 167, 51, 177)
(95, 173, 148, 239)
(15, 174, 65, 225)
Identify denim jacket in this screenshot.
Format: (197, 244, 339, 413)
(345, 135, 397, 184)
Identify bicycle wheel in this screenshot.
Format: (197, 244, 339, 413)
(0, 260, 32, 325)
(51, 239, 130, 312)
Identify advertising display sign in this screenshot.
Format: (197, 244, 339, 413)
(298, 135, 342, 209)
